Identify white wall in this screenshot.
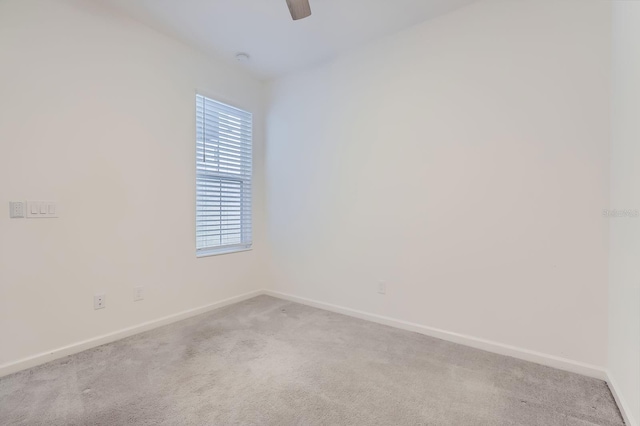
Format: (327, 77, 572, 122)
(609, 2, 640, 424)
(0, 0, 267, 369)
(267, 0, 611, 369)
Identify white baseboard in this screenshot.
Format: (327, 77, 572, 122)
(3, 288, 626, 422)
(607, 371, 638, 426)
(0, 290, 263, 378)
(264, 290, 607, 381)
(0, 288, 610, 387)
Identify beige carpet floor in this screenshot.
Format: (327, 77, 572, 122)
(0, 295, 624, 425)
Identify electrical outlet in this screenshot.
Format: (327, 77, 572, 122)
(134, 286, 144, 302)
(377, 281, 386, 295)
(94, 294, 106, 310)
(9, 202, 25, 218)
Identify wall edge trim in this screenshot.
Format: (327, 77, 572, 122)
(0, 289, 264, 378)
(264, 290, 607, 380)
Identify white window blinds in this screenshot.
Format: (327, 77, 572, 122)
(196, 94, 252, 255)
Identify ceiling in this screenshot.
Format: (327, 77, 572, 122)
(99, 0, 478, 80)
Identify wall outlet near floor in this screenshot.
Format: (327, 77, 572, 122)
(377, 281, 386, 295)
(134, 286, 144, 302)
(94, 294, 106, 310)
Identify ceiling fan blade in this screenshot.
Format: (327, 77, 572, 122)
(286, 0, 311, 20)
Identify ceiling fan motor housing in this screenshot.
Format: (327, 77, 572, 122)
(286, 0, 312, 20)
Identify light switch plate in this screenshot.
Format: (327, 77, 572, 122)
(26, 201, 58, 218)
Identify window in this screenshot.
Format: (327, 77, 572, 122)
(196, 94, 252, 256)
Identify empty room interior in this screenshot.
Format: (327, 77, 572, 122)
(1, 0, 639, 424)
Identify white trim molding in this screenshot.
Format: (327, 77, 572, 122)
(607, 371, 638, 426)
(0, 290, 263, 378)
(1, 288, 612, 389)
(264, 290, 607, 381)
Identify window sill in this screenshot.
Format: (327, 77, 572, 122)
(196, 246, 253, 258)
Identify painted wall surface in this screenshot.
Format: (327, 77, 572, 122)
(267, 0, 611, 368)
(609, 2, 640, 424)
(0, 0, 267, 367)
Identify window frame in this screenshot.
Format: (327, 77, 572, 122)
(195, 92, 253, 258)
